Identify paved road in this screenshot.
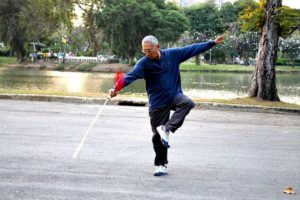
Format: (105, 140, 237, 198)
(0, 100, 299, 200)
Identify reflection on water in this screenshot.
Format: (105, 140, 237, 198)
(0, 68, 299, 105)
(49, 71, 85, 93)
(0, 68, 115, 94)
(184, 89, 247, 99)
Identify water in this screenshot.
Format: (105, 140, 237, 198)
(0, 68, 299, 105)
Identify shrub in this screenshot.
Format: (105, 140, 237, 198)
(76, 63, 96, 72)
(55, 63, 65, 70)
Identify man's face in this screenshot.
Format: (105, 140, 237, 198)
(142, 42, 160, 60)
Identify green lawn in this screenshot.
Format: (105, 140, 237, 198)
(0, 56, 16, 67)
(180, 62, 300, 73)
(193, 97, 300, 109)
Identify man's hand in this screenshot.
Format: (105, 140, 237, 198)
(215, 35, 224, 45)
(109, 88, 118, 98)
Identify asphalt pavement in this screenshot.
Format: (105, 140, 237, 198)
(0, 99, 299, 200)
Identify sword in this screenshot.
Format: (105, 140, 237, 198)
(72, 97, 110, 159)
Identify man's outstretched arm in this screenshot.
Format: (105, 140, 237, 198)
(175, 35, 224, 63)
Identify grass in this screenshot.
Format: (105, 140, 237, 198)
(193, 97, 300, 109)
(0, 89, 108, 98)
(48, 62, 97, 72)
(0, 56, 16, 67)
(180, 62, 300, 73)
(0, 89, 299, 109)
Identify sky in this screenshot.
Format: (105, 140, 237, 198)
(282, 0, 300, 9)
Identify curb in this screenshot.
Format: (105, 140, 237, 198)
(0, 94, 299, 115)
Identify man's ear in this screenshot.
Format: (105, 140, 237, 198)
(157, 44, 160, 50)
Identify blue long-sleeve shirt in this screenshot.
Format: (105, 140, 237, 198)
(122, 41, 216, 110)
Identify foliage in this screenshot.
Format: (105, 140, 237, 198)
(279, 33, 300, 67)
(233, 0, 258, 15)
(239, 0, 264, 33)
(0, 0, 74, 62)
(183, 0, 227, 65)
(97, 0, 188, 65)
(0, 0, 27, 62)
(239, 0, 300, 37)
(219, 2, 238, 30)
(176, 31, 208, 46)
(75, 0, 103, 56)
(233, 32, 260, 59)
(203, 49, 226, 63)
(184, 0, 224, 38)
(275, 6, 300, 38)
(76, 63, 96, 71)
(55, 63, 65, 71)
(157, 8, 189, 45)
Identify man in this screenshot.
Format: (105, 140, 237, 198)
(109, 35, 224, 176)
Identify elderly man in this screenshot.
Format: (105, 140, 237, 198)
(110, 35, 224, 176)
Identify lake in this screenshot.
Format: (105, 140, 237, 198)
(0, 68, 299, 105)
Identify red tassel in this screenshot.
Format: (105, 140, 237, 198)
(114, 71, 124, 92)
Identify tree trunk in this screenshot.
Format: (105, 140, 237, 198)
(248, 0, 281, 101)
(128, 43, 136, 66)
(11, 36, 25, 64)
(195, 54, 201, 65)
(129, 56, 135, 66)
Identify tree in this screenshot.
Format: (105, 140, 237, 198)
(184, 0, 224, 38)
(219, 0, 259, 48)
(220, 0, 258, 39)
(98, 0, 188, 65)
(184, 0, 225, 64)
(279, 34, 300, 68)
(0, 0, 74, 63)
(0, 0, 27, 62)
(240, 0, 300, 101)
(233, 0, 258, 15)
(75, 0, 104, 56)
(234, 32, 260, 61)
(176, 31, 208, 64)
(67, 26, 89, 55)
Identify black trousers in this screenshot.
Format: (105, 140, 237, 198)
(149, 95, 195, 166)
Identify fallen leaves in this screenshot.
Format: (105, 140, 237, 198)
(283, 186, 296, 194)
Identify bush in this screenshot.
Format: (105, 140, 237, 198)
(204, 49, 226, 64)
(55, 63, 65, 71)
(76, 63, 96, 72)
(0, 49, 10, 57)
(276, 58, 288, 66)
(82, 50, 94, 57)
(276, 58, 300, 66)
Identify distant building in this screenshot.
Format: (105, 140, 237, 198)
(0, 43, 4, 48)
